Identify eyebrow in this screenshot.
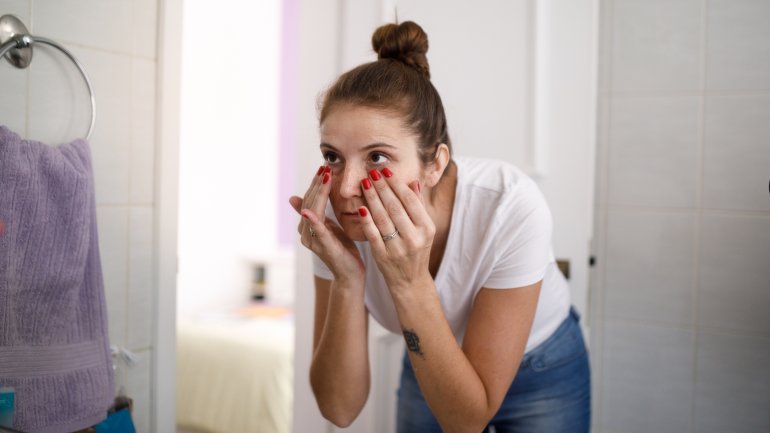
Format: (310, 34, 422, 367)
(320, 142, 398, 152)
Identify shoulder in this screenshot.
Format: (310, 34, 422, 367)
(454, 156, 543, 208)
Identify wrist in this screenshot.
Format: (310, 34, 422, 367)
(331, 274, 365, 291)
(387, 272, 435, 300)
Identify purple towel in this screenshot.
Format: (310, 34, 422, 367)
(0, 126, 114, 433)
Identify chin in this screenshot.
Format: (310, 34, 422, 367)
(342, 225, 368, 242)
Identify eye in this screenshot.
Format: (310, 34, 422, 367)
(369, 152, 390, 165)
(323, 151, 340, 164)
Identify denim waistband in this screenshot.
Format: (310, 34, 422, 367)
(520, 307, 585, 372)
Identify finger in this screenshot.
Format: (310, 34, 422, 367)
(289, 196, 303, 214)
(409, 180, 422, 202)
(369, 168, 418, 239)
(303, 165, 326, 210)
(300, 208, 333, 248)
(362, 170, 401, 239)
(388, 176, 432, 229)
(312, 167, 332, 219)
(291, 196, 307, 235)
(299, 165, 328, 235)
(354, 206, 391, 256)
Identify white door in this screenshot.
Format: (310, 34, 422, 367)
(293, 1, 597, 432)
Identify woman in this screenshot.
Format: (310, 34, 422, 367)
(289, 21, 590, 433)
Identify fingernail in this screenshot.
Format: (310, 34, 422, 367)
(369, 169, 381, 181)
(358, 207, 368, 217)
(324, 166, 332, 174)
(316, 166, 324, 176)
(323, 173, 330, 184)
(382, 167, 393, 178)
(361, 178, 371, 190)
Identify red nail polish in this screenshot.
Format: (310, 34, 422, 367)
(382, 167, 393, 178)
(362, 178, 371, 190)
(323, 173, 330, 184)
(316, 166, 324, 176)
(324, 166, 332, 174)
(358, 207, 368, 217)
(369, 169, 381, 181)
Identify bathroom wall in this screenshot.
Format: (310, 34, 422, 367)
(0, 0, 158, 431)
(176, 0, 289, 318)
(591, 0, 770, 432)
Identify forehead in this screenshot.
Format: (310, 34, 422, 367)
(320, 105, 414, 146)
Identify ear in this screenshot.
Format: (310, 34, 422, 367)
(423, 143, 451, 188)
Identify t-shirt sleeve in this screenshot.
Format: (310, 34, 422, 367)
(312, 253, 334, 280)
(484, 181, 553, 289)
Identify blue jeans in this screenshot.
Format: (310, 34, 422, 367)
(396, 307, 591, 433)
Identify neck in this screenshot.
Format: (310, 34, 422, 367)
(425, 160, 457, 277)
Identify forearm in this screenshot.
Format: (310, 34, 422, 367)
(310, 278, 370, 427)
(392, 279, 495, 433)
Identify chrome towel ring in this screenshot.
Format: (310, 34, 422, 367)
(0, 14, 96, 140)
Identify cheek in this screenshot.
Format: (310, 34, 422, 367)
(327, 180, 343, 209)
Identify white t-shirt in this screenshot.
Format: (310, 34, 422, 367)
(313, 156, 571, 353)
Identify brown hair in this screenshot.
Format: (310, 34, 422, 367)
(319, 21, 452, 165)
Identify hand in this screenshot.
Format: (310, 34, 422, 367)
(357, 168, 435, 293)
(289, 166, 365, 284)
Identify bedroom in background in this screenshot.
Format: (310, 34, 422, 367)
(172, 0, 297, 432)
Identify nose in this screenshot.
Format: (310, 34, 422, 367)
(338, 164, 366, 199)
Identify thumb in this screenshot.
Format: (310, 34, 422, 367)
(289, 196, 303, 213)
(409, 180, 423, 202)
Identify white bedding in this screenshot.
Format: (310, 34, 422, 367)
(176, 315, 294, 433)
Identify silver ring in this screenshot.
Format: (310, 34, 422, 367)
(382, 229, 399, 241)
(309, 227, 317, 238)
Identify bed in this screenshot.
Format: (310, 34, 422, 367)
(176, 305, 294, 433)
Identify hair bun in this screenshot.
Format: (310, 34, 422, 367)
(372, 21, 430, 79)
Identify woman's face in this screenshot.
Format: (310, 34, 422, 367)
(320, 104, 424, 242)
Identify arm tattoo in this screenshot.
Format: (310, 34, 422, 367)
(403, 329, 424, 358)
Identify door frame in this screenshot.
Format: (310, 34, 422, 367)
(154, 0, 183, 431)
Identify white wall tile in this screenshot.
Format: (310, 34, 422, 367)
(128, 206, 154, 350)
(611, 0, 703, 93)
(0, 2, 30, 135)
(608, 96, 700, 208)
(132, 0, 158, 59)
(130, 58, 156, 204)
(0, 0, 29, 18)
(602, 320, 694, 433)
(0, 66, 28, 135)
(123, 348, 152, 433)
(75, 46, 132, 204)
(706, 0, 770, 90)
(694, 331, 770, 433)
(26, 41, 92, 144)
(605, 210, 696, 325)
(702, 95, 770, 212)
(96, 206, 129, 346)
(698, 213, 770, 334)
(32, 0, 134, 54)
